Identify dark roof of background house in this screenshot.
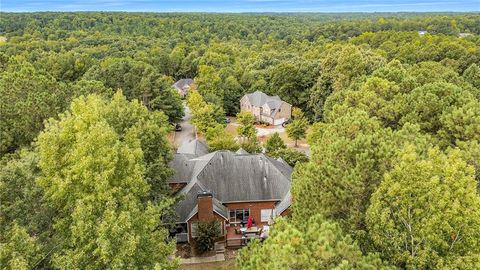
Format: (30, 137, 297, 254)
(172, 149, 293, 222)
(173, 79, 194, 90)
(245, 91, 282, 108)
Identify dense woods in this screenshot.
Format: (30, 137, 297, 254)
(1, 12, 479, 269)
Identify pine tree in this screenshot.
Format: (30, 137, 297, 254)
(265, 132, 286, 154)
(237, 215, 392, 270)
(367, 145, 480, 269)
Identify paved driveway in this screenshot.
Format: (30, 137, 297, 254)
(173, 104, 195, 148)
(255, 125, 285, 136)
(228, 123, 285, 136)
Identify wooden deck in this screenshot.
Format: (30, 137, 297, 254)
(224, 226, 263, 248)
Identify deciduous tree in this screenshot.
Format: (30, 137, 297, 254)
(187, 91, 221, 134)
(205, 124, 239, 151)
(0, 222, 41, 270)
(236, 111, 257, 143)
(463, 63, 480, 89)
(36, 93, 178, 269)
(285, 118, 308, 147)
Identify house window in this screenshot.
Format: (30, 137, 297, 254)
(219, 221, 224, 235)
(261, 209, 275, 222)
(191, 222, 198, 238)
(229, 209, 250, 224)
(278, 108, 281, 112)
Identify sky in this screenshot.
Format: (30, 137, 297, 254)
(1, 0, 479, 13)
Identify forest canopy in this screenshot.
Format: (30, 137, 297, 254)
(0, 12, 479, 269)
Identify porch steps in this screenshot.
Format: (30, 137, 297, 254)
(215, 242, 226, 254)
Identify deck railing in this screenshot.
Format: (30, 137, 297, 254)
(225, 234, 262, 248)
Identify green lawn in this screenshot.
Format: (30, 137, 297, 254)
(179, 259, 236, 270)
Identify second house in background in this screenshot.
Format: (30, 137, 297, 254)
(173, 78, 195, 98)
(240, 91, 292, 126)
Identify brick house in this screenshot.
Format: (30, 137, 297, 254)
(168, 139, 292, 246)
(240, 91, 292, 126)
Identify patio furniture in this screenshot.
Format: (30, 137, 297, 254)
(243, 226, 260, 235)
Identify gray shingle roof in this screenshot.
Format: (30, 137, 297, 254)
(246, 91, 282, 108)
(235, 148, 249, 155)
(173, 79, 194, 93)
(197, 152, 291, 202)
(181, 197, 228, 222)
(167, 153, 196, 183)
(175, 183, 204, 221)
(275, 190, 292, 216)
(171, 149, 292, 222)
(244, 91, 289, 117)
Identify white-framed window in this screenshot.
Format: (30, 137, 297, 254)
(218, 221, 224, 235)
(229, 209, 250, 224)
(261, 209, 275, 222)
(191, 222, 198, 238)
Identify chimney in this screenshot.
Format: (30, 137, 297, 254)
(197, 191, 214, 221)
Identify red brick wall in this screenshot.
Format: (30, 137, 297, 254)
(186, 200, 287, 242)
(225, 201, 277, 226)
(280, 208, 290, 217)
(198, 195, 214, 221)
(188, 212, 226, 242)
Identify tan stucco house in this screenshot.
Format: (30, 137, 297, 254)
(240, 91, 292, 126)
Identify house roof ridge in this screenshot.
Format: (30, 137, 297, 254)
(177, 152, 218, 195)
(263, 154, 293, 180)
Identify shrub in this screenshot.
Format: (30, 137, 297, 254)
(271, 148, 308, 167)
(194, 220, 221, 254)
